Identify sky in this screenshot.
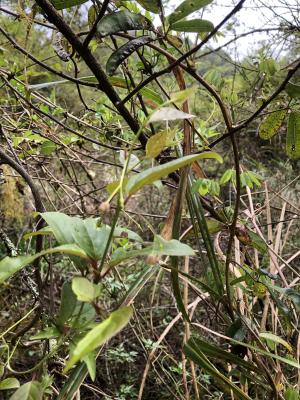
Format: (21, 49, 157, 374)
(163, 0, 299, 58)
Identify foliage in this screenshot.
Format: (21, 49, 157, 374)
(0, 0, 299, 399)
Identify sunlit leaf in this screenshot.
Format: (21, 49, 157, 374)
(106, 36, 153, 75)
(168, 0, 213, 25)
(259, 110, 286, 140)
(40, 140, 57, 155)
(10, 381, 43, 400)
(126, 152, 222, 195)
(64, 306, 133, 372)
(0, 378, 20, 390)
(171, 19, 214, 33)
(259, 332, 293, 353)
(146, 129, 176, 158)
(72, 277, 101, 302)
(167, 86, 198, 106)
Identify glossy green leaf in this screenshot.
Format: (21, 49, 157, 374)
(126, 152, 222, 195)
(285, 82, 300, 98)
(287, 112, 300, 159)
(259, 110, 286, 140)
(0, 244, 88, 284)
(135, 0, 160, 13)
(106, 36, 152, 75)
(57, 282, 78, 327)
(64, 306, 133, 372)
(168, 0, 213, 25)
(40, 140, 57, 155)
(96, 11, 152, 38)
(72, 277, 101, 302)
(148, 107, 195, 122)
(259, 332, 293, 353)
(0, 378, 20, 390)
(171, 19, 214, 33)
(51, 0, 88, 10)
(10, 381, 43, 400)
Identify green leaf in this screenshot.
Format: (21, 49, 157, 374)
(168, 0, 213, 24)
(72, 277, 101, 303)
(64, 306, 133, 372)
(96, 11, 152, 38)
(109, 236, 195, 267)
(248, 230, 267, 254)
(126, 152, 222, 195)
(41, 213, 111, 261)
(259, 110, 286, 140)
(152, 235, 195, 256)
(146, 129, 176, 158)
(285, 82, 300, 98)
(287, 112, 300, 159)
(30, 327, 61, 340)
(0, 244, 88, 284)
(167, 86, 198, 106)
(171, 19, 214, 33)
(40, 140, 57, 155)
(259, 332, 293, 353)
(148, 107, 195, 122)
(106, 36, 152, 75)
(284, 387, 300, 400)
(0, 378, 20, 390)
(51, 0, 88, 10)
(220, 169, 233, 185)
(57, 282, 78, 327)
(134, 0, 160, 13)
(83, 352, 96, 381)
(10, 381, 43, 400)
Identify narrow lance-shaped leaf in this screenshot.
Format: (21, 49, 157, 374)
(106, 36, 153, 76)
(171, 19, 214, 33)
(259, 110, 286, 140)
(126, 152, 223, 195)
(259, 332, 293, 353)
(96, 11, 152, 38)
(286, 111, 300, 159)
(168, 0, 213, 25)
(64, 306, 133, 372)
